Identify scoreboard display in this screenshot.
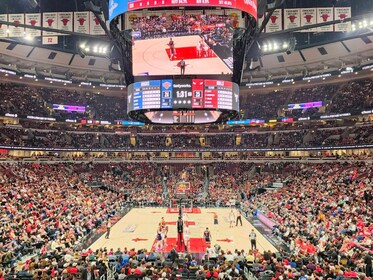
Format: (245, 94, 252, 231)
(128, 79, 239, 112)
(128, 79, 239, 124)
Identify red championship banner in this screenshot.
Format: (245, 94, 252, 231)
(284, 9, 300, 30)
(58, 12, 73, 34)
(334, 7, 351, 32)
(74, 11, 90, 34)
(317, 7, 334, 32)
(0, 14, 8, 38)
(8, 14, 24, 37)
(42, 36, 58, 45)
(43, 12, 58, 36)
(301, 8, 317, 32)
(266, 9, 282, 33)
(25, 13, 41, 37)
(89, 12, 105, 35)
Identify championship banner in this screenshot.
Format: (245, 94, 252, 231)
(42, 36, 58, 45)
(257, 14, 265, 31)
(8, 14, 25, 37)
(301, 8, 317, 32)
(0, 14, 8, 38)
(317, 7, 334, 32)
(74, 11, 90, 34)
(284, 9, 301, 30)
(58, 12, 73, 34)
(266, 9, 282, 33)
(334, 7, 351, 32)
(43, 12, 58, 36)
(89, 12, 105, 35)
(25, 13, 41, 37)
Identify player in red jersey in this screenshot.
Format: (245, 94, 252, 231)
(168, 38, 176, 60)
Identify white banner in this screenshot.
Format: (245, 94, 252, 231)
(74, 11, 89, 34)
(89, 12, 105, 35)
(257, 14, 265, 32)
(58, 12, 73, 34)
(317, 7, 334, 32)
(25, 13, 41, 37)
(301, 8, 317, 32)
(0, 14, 8, 38)
(266, 9, 282, 33)
(43, 12, 58, 36)
(42, 36, 58, 45)
(284, 9, 301, 30)
(8, 14, 25, 37)
(334, 7, 351, 32)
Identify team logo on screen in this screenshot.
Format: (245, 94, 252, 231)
(163, 81, 172, 90)
(109, 0, 119, 18)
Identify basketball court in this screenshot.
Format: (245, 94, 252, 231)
(89, 207, 278, 255)
(132, 35, 232, 76)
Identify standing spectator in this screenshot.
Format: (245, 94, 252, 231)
(105, 219, 111, 239)
(249, 229, 257, 250)
(364, 252, 372, 277)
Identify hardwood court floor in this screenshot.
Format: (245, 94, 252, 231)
(90, 208, 278, 254)
(132, 35, 232, 76)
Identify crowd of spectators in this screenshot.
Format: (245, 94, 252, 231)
(0, 161, 372, 279)
(0, 83, 127, 122)
(1, 78, 373, 124)
(1, 124, 372, 150)
(241, 161, 373, 279)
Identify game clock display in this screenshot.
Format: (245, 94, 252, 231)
(128, 78, 239, 112)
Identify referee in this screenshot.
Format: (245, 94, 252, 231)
(236, 209, 242, 226)
(249, 229, 257, 250)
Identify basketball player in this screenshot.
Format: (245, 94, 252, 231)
(155, 223, 163, 250)
(204, 227, 211, 243)
(184, 223, 190, 250)
(168, 38, 176, 60)
(182, 211, 189, 225)
(196, 40, 202, 57)
(203, 41, 209, 58)
(229, 209, 235, 228)
(161, 225, 168, 249)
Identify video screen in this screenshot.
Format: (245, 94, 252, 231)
(131, 13, 238, 76)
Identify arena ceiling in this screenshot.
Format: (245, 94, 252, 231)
(0, 0, 373, 86)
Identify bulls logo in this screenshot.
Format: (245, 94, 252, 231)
(61, 18, 69, 26)
(288, 15, 296, 23)
(29, 19, 37, 26)
(93, 17, 100, 25)
(77, 18, 86, 26)
(339, 13, 347, 20)
(270, 16, 278, 24)
(46, 18, 54, 27)
(304, 14, 313, 23)
(321, 14, 329, 22)
(13, 20, 20, 27)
